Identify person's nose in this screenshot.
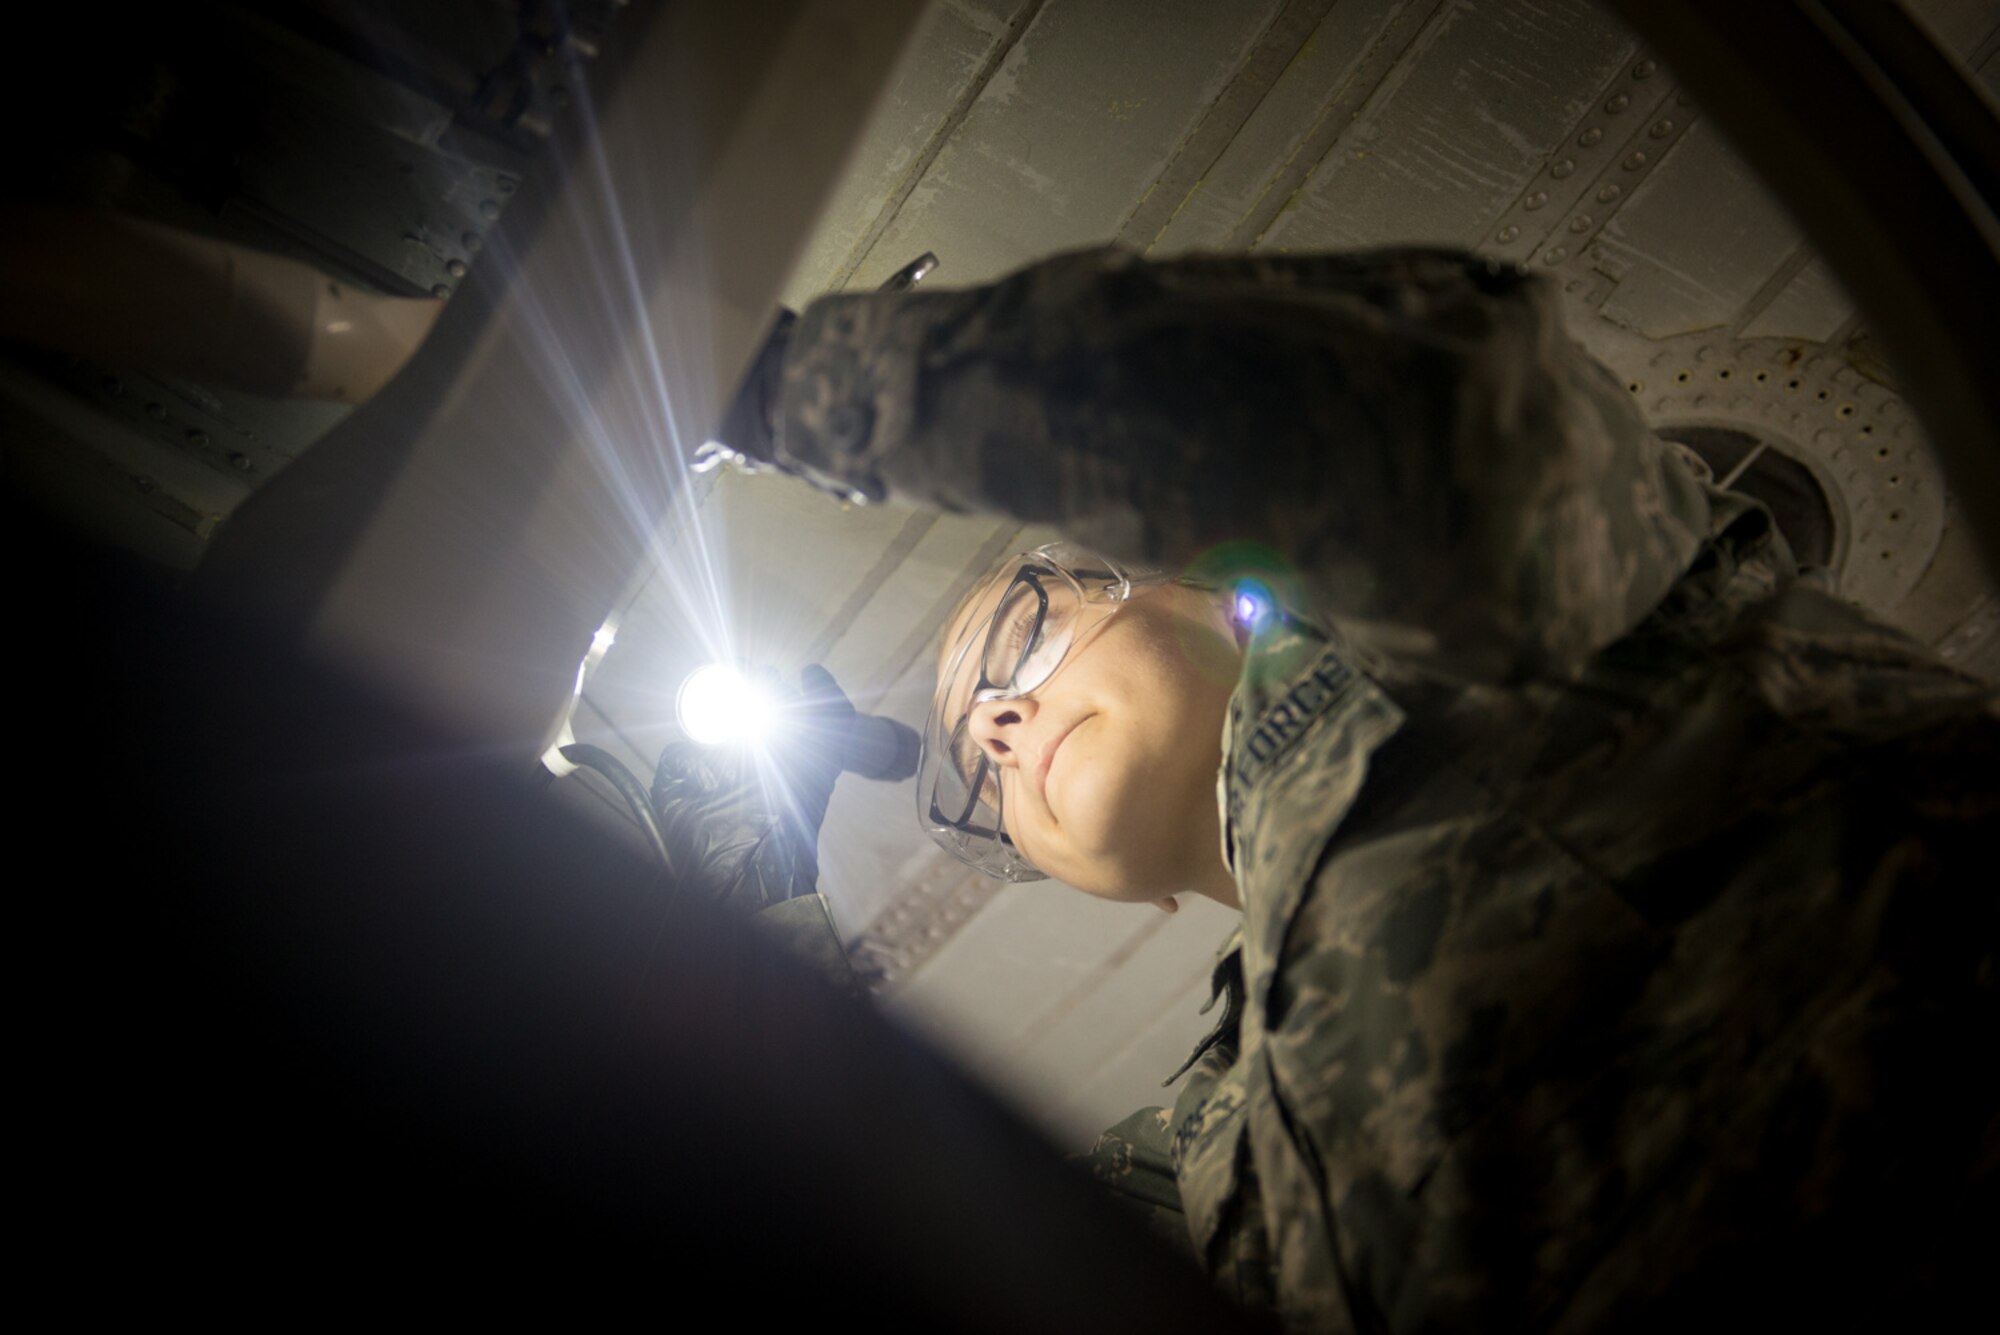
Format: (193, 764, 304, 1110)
(966, 694, 1037, 766)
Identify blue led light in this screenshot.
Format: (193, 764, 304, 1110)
(1233, 580, 1271, 628)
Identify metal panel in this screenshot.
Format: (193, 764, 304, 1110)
(850, 0, 1287, 287)
(1018, 895, 1237, 1145)
(1738, 257, 1855, 343)
(781, 0, 1042, 303)
(1594, 122, 1805, 336)
(1260, 0, 1636, 251)
(1147, 0, 1407, 254)
(1046, 966, 1222, 1146)
(885, 879, 1190, 1122)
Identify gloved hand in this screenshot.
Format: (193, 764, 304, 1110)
(649, 663, 854, 915)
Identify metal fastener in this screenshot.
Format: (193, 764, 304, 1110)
(229, 452, 252, 471)
(1623, 150, 1648, 170)
(1550, 159, 1576, 180)
(1579, 127, 1604, 147)
(446, 258, 468, 278)
(1596, 183, 1621, 203)
(145, 402, 168, 422)
(1497, 224, 1520, 243)
(1569, 215, 1593, 233)
(1543, 247, 1567, 264)
(1633, 59, 1657, 79)
(432, 283, 451, 298)
(1650, 118, 1676, 139)
(186, 428, 210, 447)
(479, 199, 501, 220)
(1524, 190, 1549, 210)
(1606, 92, 1631, 114)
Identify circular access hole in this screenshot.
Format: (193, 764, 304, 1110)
(1860, 424, 1875, 435)
(1628, 381, 1643, 394)
(1877, 446, 1892, 459)
(1888, 474, 1902, 486)
(1717, 368, 1733, 380)
(1837, 404, 1856, 418)
(1889, 509, 1904, 522)
(1785, 378, 1802, 391)
(1659, 425, 1836, 567)
(1754, 370, 1771, 383)
(1674, 370, 1692, 384)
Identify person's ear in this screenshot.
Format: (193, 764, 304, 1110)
(1155, 896, 1179, 915)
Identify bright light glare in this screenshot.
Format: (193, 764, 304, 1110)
(1233, 580, 1271, 628)
(676, 663, 774, 746)
(591, 623, 618, 655)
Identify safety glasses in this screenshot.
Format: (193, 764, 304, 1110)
(917, 543, 1164, 881)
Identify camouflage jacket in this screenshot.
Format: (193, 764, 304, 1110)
(774, 247, 1999, 1329)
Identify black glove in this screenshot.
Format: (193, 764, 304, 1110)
(649, 664, 854, 915)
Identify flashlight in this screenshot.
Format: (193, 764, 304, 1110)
(674, 662, 920, 782)
(675, 663, 777, 746)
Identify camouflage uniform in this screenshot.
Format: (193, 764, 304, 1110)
(774, 247, 2000, 1329)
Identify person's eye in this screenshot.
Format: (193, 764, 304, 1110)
(952, 726, 983, 784)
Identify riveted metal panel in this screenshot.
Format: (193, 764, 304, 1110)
(1259, 0, 1636, 251)
(1593, 122, 1805, 336)
(1576, 323, 1948, 613)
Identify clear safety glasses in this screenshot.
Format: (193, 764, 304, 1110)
(917, 543, 1166, 881)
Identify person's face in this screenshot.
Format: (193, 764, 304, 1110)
(937, 569, 1239, 901)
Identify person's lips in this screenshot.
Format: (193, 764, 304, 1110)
(1033, 718, 1082, 801)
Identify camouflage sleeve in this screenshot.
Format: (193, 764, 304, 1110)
(752, 893, 863, 998)
(1076, 1107, 1194, 1257)
(775, 247, 1713, 682)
